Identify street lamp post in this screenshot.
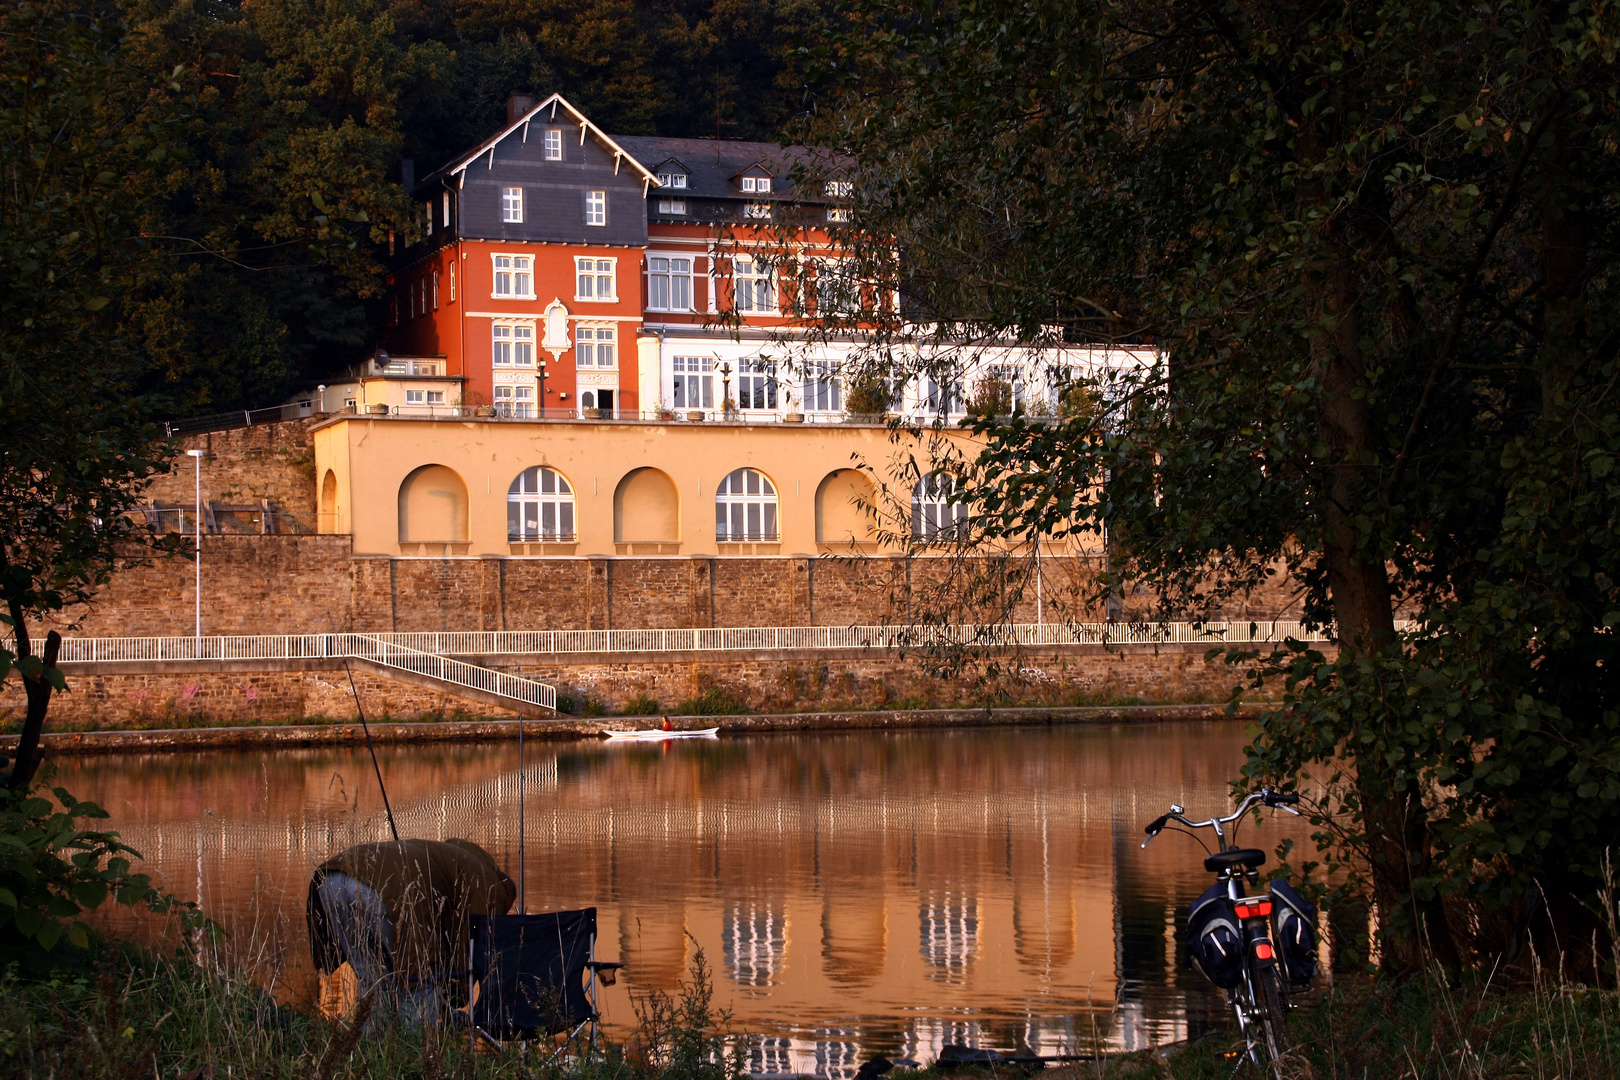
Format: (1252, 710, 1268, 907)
(185, 449, 206, 650)
(719, 361, 733, 416)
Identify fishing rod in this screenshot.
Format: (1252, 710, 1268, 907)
(340, 641, 400, 843)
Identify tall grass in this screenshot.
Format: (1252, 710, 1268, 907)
(0, 938, 749, 1080)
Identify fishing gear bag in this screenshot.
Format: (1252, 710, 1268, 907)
(1186, 885, 1245, 990)
(1267, 878, 1319, 986)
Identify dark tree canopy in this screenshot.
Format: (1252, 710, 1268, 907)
(807, 0, 1620, 971)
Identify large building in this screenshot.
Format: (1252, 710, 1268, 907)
(313, 93, 1145, 558)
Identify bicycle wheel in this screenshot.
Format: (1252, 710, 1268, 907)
(1255, 966, 1292, 1078)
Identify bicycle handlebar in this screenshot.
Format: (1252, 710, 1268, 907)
(1139, 788, 1301, 849)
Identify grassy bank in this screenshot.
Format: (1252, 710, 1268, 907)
(6, 944, 1618, 1080)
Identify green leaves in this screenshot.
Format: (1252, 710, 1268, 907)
(0, 781, 204, 974)
(819, 0, 1620, 953)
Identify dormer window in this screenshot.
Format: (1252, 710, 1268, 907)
(657, 171, 687, 189)
(740, 176, 771, 193)
(825, 180, 853, 197)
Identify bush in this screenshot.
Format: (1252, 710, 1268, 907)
(675, 687, 750, 716)
(620, 694, 661, 716)
(0, 782, 203, 975)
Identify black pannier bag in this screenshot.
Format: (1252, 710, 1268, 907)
(1268, 878, 1319, 986)
(1187, 885, 1244, 989)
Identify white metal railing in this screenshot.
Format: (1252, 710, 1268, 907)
(51, 621, 1339, 668)
(49, 633, 555, 711)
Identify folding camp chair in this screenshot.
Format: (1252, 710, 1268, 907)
(465, 906, 623, 1054)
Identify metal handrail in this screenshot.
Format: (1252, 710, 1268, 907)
(45, 633, 556, 711)
(48, 621, 1349, 667)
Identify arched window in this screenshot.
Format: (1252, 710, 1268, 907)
(508, 467, 575, 541)
(912, 473, 966, 541)
(715, 468, 778, 542)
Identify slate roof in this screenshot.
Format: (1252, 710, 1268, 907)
(609, 135, 842, 201)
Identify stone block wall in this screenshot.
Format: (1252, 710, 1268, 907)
(1, 643, 1265, 731)
(145, 420, 322, 520)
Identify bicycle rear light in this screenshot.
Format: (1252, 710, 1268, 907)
(1253, 942, 1275, 960)
(1233, 900, 1273, 919)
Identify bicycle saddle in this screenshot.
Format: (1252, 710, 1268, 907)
(1204, 848, 1266, 873)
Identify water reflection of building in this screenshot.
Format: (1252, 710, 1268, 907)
(723, 903, 788, 988)
(750, 1035, 794, 1076)
(71, 725, 1279, 1055)
(820, 891, 886, 987)
(814, 1028, 862, 1079)
(918, 891, 979, 983)
(904, 1018, 985, 1063)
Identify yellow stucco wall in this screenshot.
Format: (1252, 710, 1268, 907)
(314, 416, 976, 557)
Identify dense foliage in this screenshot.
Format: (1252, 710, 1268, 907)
(0, 782, 197, 973)
(810, 0, 1620, 970)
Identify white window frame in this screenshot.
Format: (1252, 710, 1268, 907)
(737, 358, 777, 411)
(656, 198, 687, 215)
(825, 180, 853, 197)
(493, 383, 535, 418)
(646, 255, 693, 312)
(442, 192, 451, 227)
(431, 271, 440, 310)
(827, 207, 852, 223)
(802, 360, 842, 413)
(913, 473, 967, 541)
(574, 323, 617, 369)
(715, 468, 779, 542)
(733, 257, 776, 314)
(508, 466, 575, 541)
(744, 203, 772, 220)
(657, 171, 687, 188)
(543, 129, 563, 160)
(671, 356, 714, 410)
(574, 257, 616, 302)
(585, 190, 606, 226)
(502, 186, 523, 223)
(491, 254, 535, 299)
(424, 202, 433, 235)
(741, 176, 771, 193)
(815, 259, 859, 316)
(492, 321, 536, 368)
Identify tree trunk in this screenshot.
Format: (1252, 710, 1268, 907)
(5, 594, 60, 790)
(1309, 249, 1461, 973)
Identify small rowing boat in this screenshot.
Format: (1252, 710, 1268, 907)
(603, 727, 720, 741)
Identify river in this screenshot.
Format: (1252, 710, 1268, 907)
(59, 721, 1315, 1072)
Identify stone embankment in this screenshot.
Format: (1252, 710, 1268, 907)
(0, 703, 1256, 755)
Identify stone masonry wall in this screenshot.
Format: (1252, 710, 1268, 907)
(0, 644, 1267, 731)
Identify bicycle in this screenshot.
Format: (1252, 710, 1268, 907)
(1141, 788, 1317, 1078)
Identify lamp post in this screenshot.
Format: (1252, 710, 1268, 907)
(537, 361, 548, 419)
(719, 361, 733, 416)
(185, 449, 206, 649)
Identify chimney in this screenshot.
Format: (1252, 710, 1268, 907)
(401, 158, 415, 193)
(507, 92, 536, 125)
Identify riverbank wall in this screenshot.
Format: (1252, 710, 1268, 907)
(1, 642, 1266, 731)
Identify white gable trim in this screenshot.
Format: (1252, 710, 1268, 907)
(442, 93, 661, 186)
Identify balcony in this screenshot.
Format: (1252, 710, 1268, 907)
(382, 358, 447, 377)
